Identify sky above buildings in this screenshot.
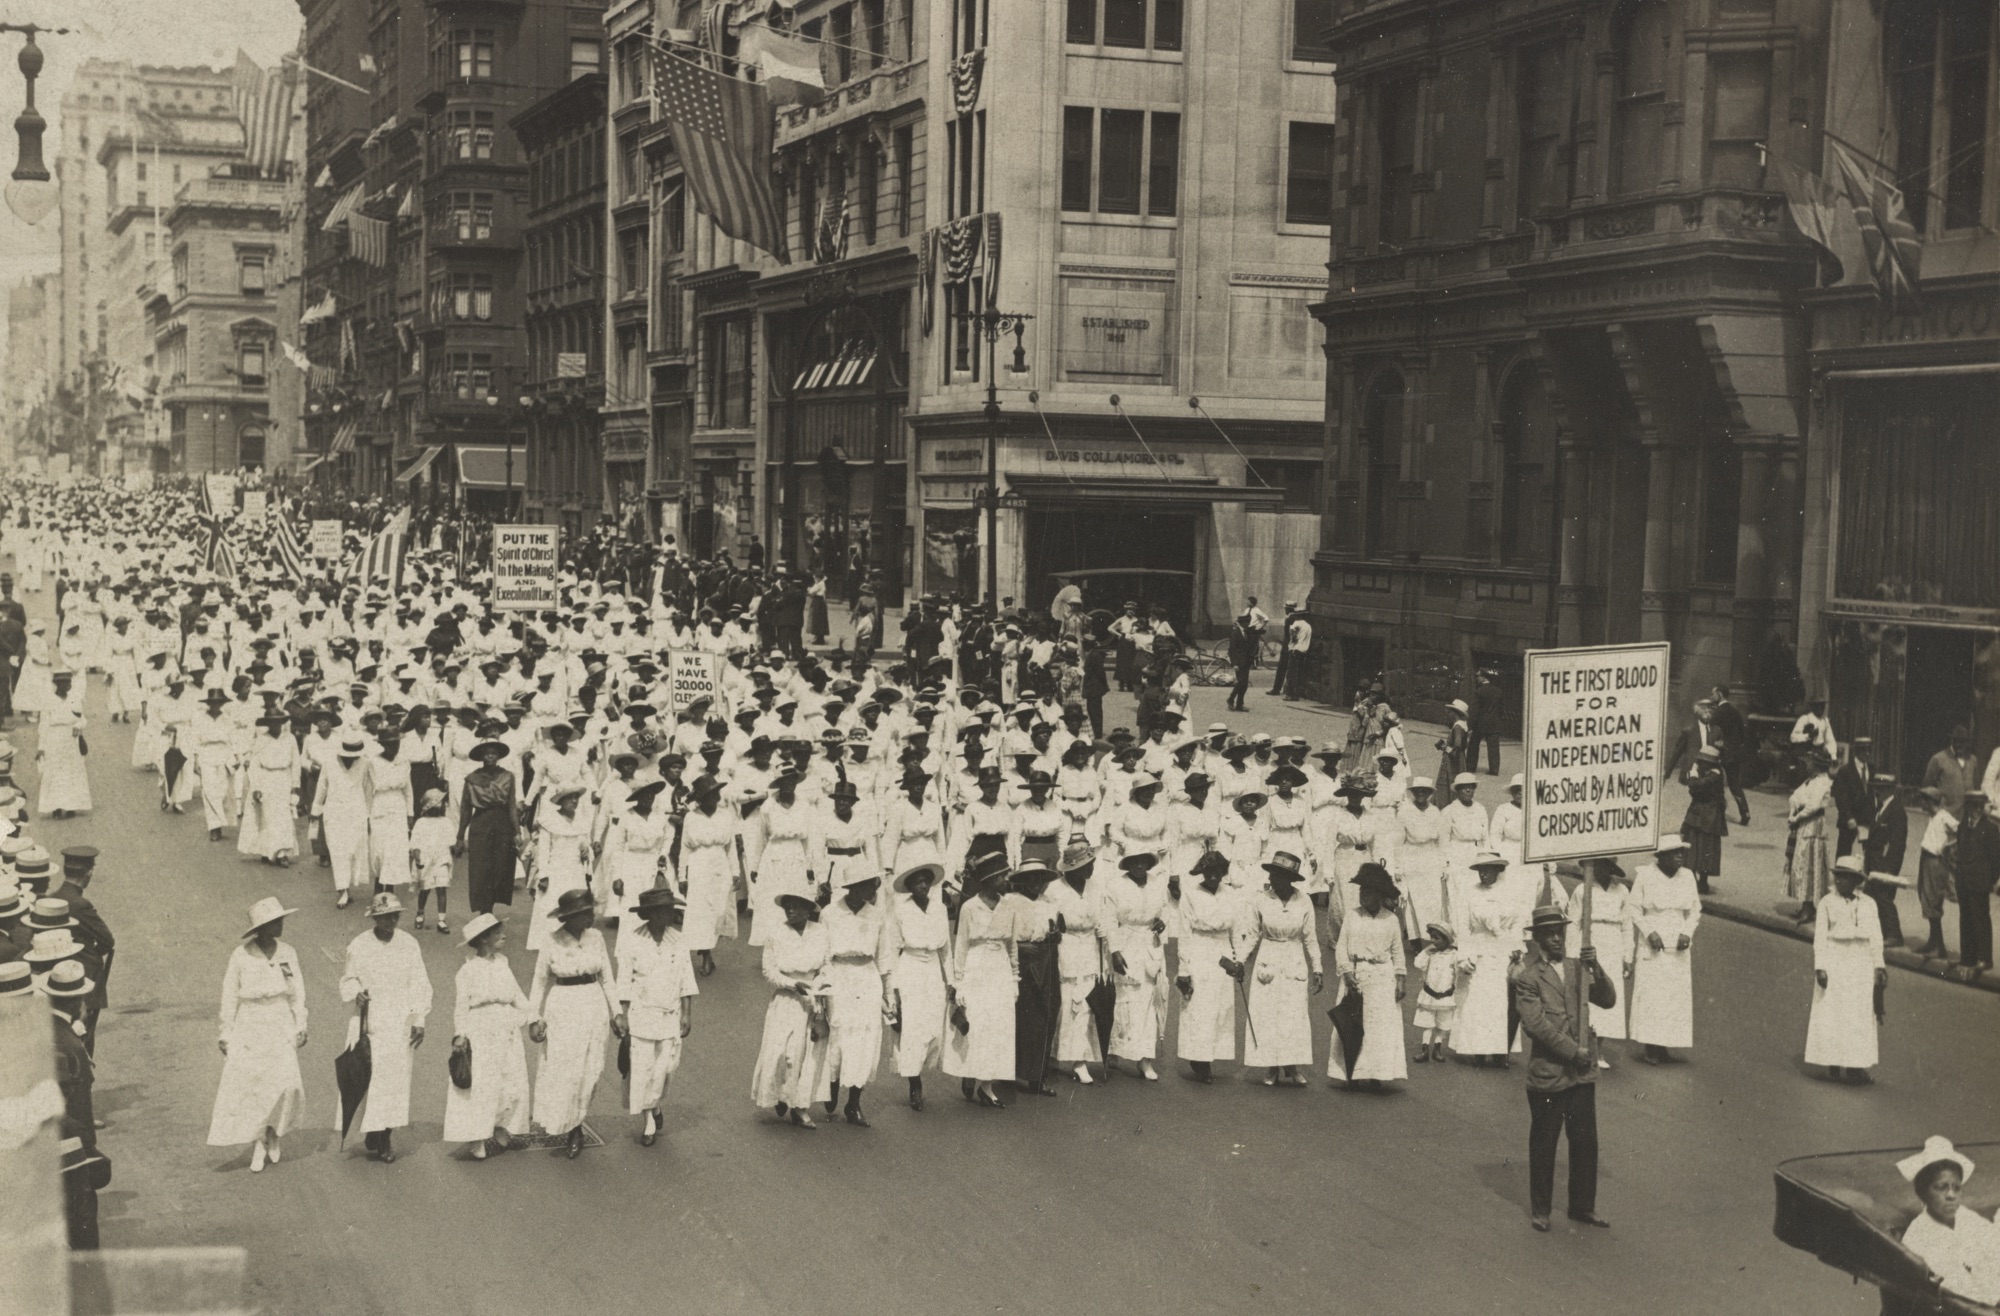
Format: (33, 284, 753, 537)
(0, 1, 303, 358)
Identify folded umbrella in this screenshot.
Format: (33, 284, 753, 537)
(1328, 986, 1365, 1080)
(333, 1005, 372, 1145)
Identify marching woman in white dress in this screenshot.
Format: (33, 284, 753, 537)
(1332, 862, 1409, 1090)
(820, 871, 892, 1125)
(1228, 851, 1322, 1086)
(527, 889, 624, 1159)
(944, 852, 1018, 1107)
(13, 623, 55, 719)
(1454, 851, 1521, 1064)
(530, 788, 595, 954)
(36, 672, 92, 818)
(236, 715, 299, 864)
(1627, 833, 1701, 1064)
(445, 913, 535, 1159)
(207, 897, 308, 1173)
(1804, 855, 1885, 1082)
(1048, 842, 1107, 1083)
(600, 781, 671, 940)
(1565, 858, 1633, 1056)
(750, 890, 831, 1128)
(1174, 849, 1242, 1083)
(1102, 849, 1172, 1080)
(749, 770, 814, 948)
(104, 616, 142, 721)
(1394, 778, 1447, 945)
(676, 775, 739, 977)
(885, 862, 953, 1110)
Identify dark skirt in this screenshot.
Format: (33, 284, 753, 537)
(1015, 940, 1060, 1088)
(410, 760, 444, 809)
(1684, 827, 1724, 877)
(466, 806, 517, 913)
(966, 832, 1008, 866)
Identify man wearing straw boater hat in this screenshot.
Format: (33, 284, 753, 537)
(338, 892, 432, 1163)
(1512, 902, 1616, 1233)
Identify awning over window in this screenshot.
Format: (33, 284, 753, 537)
(393, 445, 444, 483)
(455, 444, 522, 489)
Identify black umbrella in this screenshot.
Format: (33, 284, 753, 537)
(161, 745, 186, 799)
(1328, 989, 1365, 1080)
(334, 1005, 372, 1145)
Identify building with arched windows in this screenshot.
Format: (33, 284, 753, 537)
(1306, 0, 1833, 724)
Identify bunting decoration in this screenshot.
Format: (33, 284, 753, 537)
(339, 318, 358, 370)
(917, 228, 935, 337)
(939, 216, 981, 286)
(982, 211, 1002, 306)
(814, 181, 848, 264)
(950, 49, 984, 117)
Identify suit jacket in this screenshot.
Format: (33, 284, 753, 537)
(1511, 943, 1617, 1093)
(1864, 796, 1909, 877)
(1832, 760, 1871, 826)
(1709, 700, 1752, 767)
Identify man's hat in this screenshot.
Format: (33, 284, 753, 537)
(36, 959, 94, 999)
(60, 846, 98, 874)
(1528, 904, 1570, 932)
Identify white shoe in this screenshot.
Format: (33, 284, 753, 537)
(1139, 1061, 1159, 1082)
(1597, 1059, 1611, 1071)
(249, 1140, 266, 1173)
(1075, 1064, 1094, 1086)
(336, 890, 350, 909)
(265, 1133, 280, 1163)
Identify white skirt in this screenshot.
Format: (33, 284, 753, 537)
(749, 991, 827, 1108)
(1629, 946, 1694, 1048)
(1803, 956, 1877, 1069)
(443, 1004, 532, 1142)
(1332, 963, 1407, 1082)
(531, 983, 609, 1133)
(823, 960, 886, 1090)
(890, 951, 948, 1077)
(943, 945, 1015, 1081)
(206, 998, 304, 1146)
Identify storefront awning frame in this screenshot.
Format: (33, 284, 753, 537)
(393, 445, 444, 483)
(1004, 474, 1287, 508)
(455, 444, 523, 490)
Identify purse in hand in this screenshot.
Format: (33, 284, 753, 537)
(448, 1038, 473, 1090)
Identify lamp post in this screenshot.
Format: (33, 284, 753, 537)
(956, 307, 1031, 607)
(0, 23, 66, 226)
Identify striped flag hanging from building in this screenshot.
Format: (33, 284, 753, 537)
(649, 44, 789, 263)
(353, 508, 411, 588)
(269, 515, 309, 582)
(348, 213, 389, 266)
(231, 50, 298, 179)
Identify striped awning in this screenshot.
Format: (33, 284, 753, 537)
(393, 445, 444, 483)
(328, 420, 358, 454)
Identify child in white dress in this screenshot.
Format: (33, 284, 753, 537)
(408, 789, 456, 935)
(1410, 922, 1463, 1064)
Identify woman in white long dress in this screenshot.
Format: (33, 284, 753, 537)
(13, 624, 55, 718)
(1230, 851, 1322, 1085)
(1101, 849, 1171, 1079)
(749, 891, 831, 1127)
(821, 872, 891, 1125)
(104, 617, 142, 721)
(206, 898, 307, 1173)
(749, 774, 814, 948)
(601, 782, 671, 939)
(885, 862, 953, 1108)
(1394, 779, 1447, 943)
(1803, 857, 1885, 1080)
(1048, 844, 1106, 1082)
(676, 776, 739, 974)
(36, 673, 91, 817)
(1455, 852, 1522, 1062)
(1332, 863, 1408, 1088)
(527, 889, 623, 1159)
(943, 854, 1018, 1105)
(1627, 834, 1701, 1062)
(530, 790, 593, 955)
(1174, 850, 1241, 1081)
(236, 716, 299, 863)
(444, 913, 534, 1159)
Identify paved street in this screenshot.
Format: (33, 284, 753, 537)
(5, 612, 1989, 1316)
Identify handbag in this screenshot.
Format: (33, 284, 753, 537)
(76, 734, 87, 756)
(615, 1031, 630, 1078)
(448, 1038, 473, 1090)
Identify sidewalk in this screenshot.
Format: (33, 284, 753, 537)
(1121, 681, 1999, 998)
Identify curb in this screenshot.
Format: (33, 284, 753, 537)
(1701, 896, 2000, 997)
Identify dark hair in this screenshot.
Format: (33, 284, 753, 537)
(1915, 1160, 1962, 1194)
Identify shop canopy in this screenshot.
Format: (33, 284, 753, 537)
(393, 445, 443, 484)
(455, 444, 521, 490)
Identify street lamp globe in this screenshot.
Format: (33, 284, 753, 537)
(4, 175, 54, 224)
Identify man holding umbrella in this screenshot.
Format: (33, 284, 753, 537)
(1513, 903, 1617, 1233)
(338, 892, 432, 1163)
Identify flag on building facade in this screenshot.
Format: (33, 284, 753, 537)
(348, 213, 389, 266)
(1770, 155, 1838, 257)
(1831, 142, 1921, 303)
(231, 50, 298, 178)
(649, 45, 789, 263)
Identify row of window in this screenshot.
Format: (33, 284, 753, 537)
(428, 272, 495, 323)
(529, 124, 606, 210)
(1057, 109, 1333, 226)
(525, 216, 604, 297)
(527, 307, 601, 382)
(784, 123, 918, 253)
(436, 28, 601, 85)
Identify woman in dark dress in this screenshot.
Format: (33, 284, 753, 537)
(1680, 746, 1730, 895)
(454, 737, 519, 914)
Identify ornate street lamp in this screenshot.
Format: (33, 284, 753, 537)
(0, 24, 65, 226)
(954, 308, 1031, 607)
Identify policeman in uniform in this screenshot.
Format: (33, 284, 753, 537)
(52, 846, 112, 1049)
(1512, 903, 1617, 1233)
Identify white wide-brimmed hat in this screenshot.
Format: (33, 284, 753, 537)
(1897, 1136, 1975, 1184)
(243, 896, 298, 937)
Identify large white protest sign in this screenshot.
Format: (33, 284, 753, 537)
(491, 524, 560, 611)
(665, 649, 721, 715)
(1521, 642, 1671, 864)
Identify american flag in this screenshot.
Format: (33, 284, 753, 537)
(231, 51, 297, 179)
(270, 514, 310, 582)
(650, 46, 788, 263)
(348, 213, 389, 267)
(354, 508, 410, 588)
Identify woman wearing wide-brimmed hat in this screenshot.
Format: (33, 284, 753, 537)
(207, 897, 308, 1173)
(1049, 842, 1107, 1082)
(1455, 850, 1521, 1064)
(747, 768, 813, 950)
(527, 888, 623, 1158)
(885, 862, 952, 1108)
(676, 774, 739, 976)
(453, 736, 519, 916)
(821, 870, 892, 1124)
(1226, 851, 1322, 1085)
(36, 669, 92, 820)
(1894, 1136, 2000, 1305)
(1262, 765, 1311, 885)
(1331, 862, 1408, 1090)
(444, 913, 534, 1159)
(1393, 777, 1446, 947)
(616, 888, 698, 1146)
(237, 714, 300, 866)
(1175, 849, 1241, 1083)
(1101, 849, 1172, 1080)
(943, 851, 1019, 1106)
(600, 779, 672, 937)
(751, 890, 832, 1128)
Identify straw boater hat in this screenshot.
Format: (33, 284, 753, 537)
(1470, 850, 1509, 872)
(1262, 852, 1307, 883)
(24, 929, 85, 964)
(1409, 776, 1435, 792)
(1654, 833, 1689, 854)
(460, 912, 504, 946)
(0, 961, 30, 997)
(37, 959, 94, 999)
(242, 896, 297, 937)
(24, 897, 74, 931)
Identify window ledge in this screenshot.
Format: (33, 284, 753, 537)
(1060, 212, 1179, 228)
(1281, 57, 1338, 76)
(1065, 45, 1184, 64)
(1276, 221, 1333, 238)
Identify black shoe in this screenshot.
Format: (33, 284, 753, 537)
(1568, 1212, 1611, 1229)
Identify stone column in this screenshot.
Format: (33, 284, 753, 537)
(1640, 435, 1678, 645)
(1555, 434, 1594, 645)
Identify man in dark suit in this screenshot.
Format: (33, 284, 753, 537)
(1955, 792, 1999, 972)
(1662, 699, 1718, 785)
(1832, 737, 1874, 858)
(0, 605, 22, 727)
(1468, 669, 1504, 775)
(1513, 904, 1618, 1232)
(1708, 685, 1753, 824)
(52, 847, 113, 1052)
